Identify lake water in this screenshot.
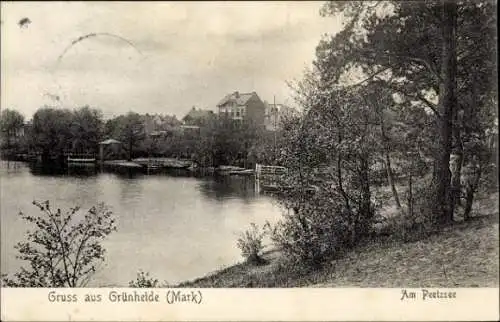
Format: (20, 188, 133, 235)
(0, 161, 283, 286)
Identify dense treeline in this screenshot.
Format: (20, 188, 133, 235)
(0, 106, 281, 167)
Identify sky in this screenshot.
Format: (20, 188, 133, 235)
(1, 1, 342, 120)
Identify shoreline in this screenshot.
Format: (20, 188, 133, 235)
(175, 215, 498, 288)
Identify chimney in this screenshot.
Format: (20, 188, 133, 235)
(234, 91, 239, 98)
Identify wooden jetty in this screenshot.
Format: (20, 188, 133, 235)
(229, 169, 255, 176)
(101, 158, 193, 174)
(102, 160, 143, 169)
(255, 163, 291, 194)
(66, 153, 97, 167)
(133, 158, 192, 169)
(255, 163, 287, 178)
(216, 165, 246, 175)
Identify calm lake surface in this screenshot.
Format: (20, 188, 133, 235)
(0, 161, 283, 286)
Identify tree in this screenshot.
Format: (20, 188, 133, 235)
(107, 112, 145, 161)
(272, 70, 385, 264)
(269, 0, 496, 264)
(317, 0, 496, 224)
(0, 108, 25, 150)
(69, 106, 104, 155)
(201, 117, 263, 167)
(30, 107, 73, 162)
(2, 200, 116, 287)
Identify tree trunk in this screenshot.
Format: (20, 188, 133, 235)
(408, 172, 414, 218)
(450, 72, 468, 219)
(384, 152, 401, 208)
(6, 130, 12, 150)
(377, 109, 402, 209)
(464, 164, 482, 221)
(337, 132, 351, 213)
(356, 154, 372, 238)
(128, 139, 133, 161)
(463, 186, 474, 221)
(432, 0, 457, 225)
(449, 146, 463, 218)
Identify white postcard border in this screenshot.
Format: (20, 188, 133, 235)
(1, 287, 499, 321)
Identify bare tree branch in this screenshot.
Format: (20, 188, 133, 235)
(378, 79, 441, 118)
(345, 67, 392, 88)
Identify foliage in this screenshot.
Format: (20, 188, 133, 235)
(26, 106, 104, 160)
(4, 103, 279, 166)
(267, 0, 496, 267)
(236, 223, 267, 265)
(30, 107, 73, 158)
(316, 0, 497, 224)
(102, 111, 271, 165)
(210, 118, 262, 167)
(270, 188, 354, 266)
(2, 200, 116, 287)
(105, 112, 145, 161)
(129, 270, 161, 288)
(272, 80, 380, 264)
(0, 109, 25, 149)
(69, 106, 104, 154)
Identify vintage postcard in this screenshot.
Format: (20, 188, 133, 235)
(0, 1, 498, 321)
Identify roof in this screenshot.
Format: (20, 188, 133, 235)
(99, 139, 122, 145)
(183, 108, 214, 120)
(217, 91, 256, 107)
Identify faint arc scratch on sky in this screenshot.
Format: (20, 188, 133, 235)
(2, 2, 338, 118)
(56, 32, 143, 66)
(44, 32, 145, 107)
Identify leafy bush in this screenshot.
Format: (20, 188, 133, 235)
(378, 177, 436, 242)
(2, 200, 116, 287)
(270, 187, 359, 267)
(129, 270, 161, 288)
(236, 223, 267, 265)
(404, 178, 437, 235)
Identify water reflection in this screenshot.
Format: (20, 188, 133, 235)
(0, 161, 282, 285)
(117, 177, 145, 203)
(0, 161, 25, 175)
(29, 162, 72, 177)
(197, 175, 257, 201)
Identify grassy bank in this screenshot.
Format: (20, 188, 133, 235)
(177, 214, 498, 288)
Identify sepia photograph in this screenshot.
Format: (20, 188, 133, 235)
(0, 0, 498, 320)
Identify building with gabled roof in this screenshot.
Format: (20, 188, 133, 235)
(216, 91, 266, 126)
